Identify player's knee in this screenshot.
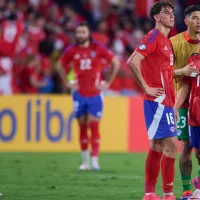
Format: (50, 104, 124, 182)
(164, 138, 178, 156)
(150, 141, 164, 152)
(180, 140, 192, 155)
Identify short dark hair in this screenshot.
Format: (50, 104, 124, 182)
(184, 5, 200, 17)
(76, 22, 91, 32)
(150, 1, 174, 21)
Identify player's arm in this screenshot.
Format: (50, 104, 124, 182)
(174, 83, 191, 119)
(127, 51, 164, 97)
(174, 62, 199, 77)
(96, 45, 120, 90)
(106, 56, 120, 84)
(55, 47, 76, 90)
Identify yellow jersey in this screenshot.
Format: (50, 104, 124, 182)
(170, 31, 200, 92)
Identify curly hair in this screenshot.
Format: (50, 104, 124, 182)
(150, 1, 174, 21)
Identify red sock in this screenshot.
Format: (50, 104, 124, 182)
(89, 121, 100, 157)
(198, 178, 200, 190)
(161, 154, 175, 193)
(79, 123, 88, 151)
(145, 148, 163, 193)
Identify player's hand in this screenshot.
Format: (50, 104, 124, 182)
(144, 86, 164, 97)
(96, 81, 110, 91)
(66, 81, 78, 90)
(182, 62, 199, 77)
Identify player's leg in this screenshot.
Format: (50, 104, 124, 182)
(143, 139, 163, 200)
(143, 101, 177, 199)
(177, 108, 193, 200)
(72, 91, 90, 170)
(179, 140, 193, 200)
(87, 94, 103, 171)
(187, 126, 200, 199)
(159, 106, 177, 200)
(143, 100, 166, 199)
(161, 136, 177, 199)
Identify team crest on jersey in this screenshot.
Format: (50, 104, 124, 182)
(170, 127, 175, 133)
(74, 54, 80, 59)
(139, 44, 146, 50)
(177, 130, 182, 136)
(90, 51, 96, 58)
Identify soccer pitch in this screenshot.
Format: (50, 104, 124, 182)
(0, 153, 198, 200)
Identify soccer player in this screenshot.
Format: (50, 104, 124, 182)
(127, 2, 177, 200)
(170, 5, 200, 199)
(0, 12, 24, 94)
(174, 53, 200, 199)
(56, 22, 119, 170)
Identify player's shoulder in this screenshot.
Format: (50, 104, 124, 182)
(170, 32, 184, 44)
(91, 41, 107, 50)
(188, 53, 200, 65)
(144, 29, 160, 44)
(63, 44, 76, 53)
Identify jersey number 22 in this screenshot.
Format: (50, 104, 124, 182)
(80, 59, 92, 70)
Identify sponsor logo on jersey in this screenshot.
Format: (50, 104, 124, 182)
(74, 54, 80, 59)
(90, 51, 96, 58)
(139, 44, 146, 50)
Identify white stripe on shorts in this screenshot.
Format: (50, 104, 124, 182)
(148, 103, 165, 139)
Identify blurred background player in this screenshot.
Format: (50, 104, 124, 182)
(127, 2, 177, 200)
(0, 12, 23, 94)
(170, 5, 200, 200)
(56, 22, 119, 170)
(174, 53, 200, 199)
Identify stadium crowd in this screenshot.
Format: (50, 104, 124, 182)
(0, 0, 199, 95)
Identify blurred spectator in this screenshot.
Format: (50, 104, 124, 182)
(0, 0, 193, 96)
(92, 19, 109, 46)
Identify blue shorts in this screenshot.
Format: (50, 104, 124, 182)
(144, 100, 177, 140)
(72, 91, 104, 118)
(189, 126, 200, 148)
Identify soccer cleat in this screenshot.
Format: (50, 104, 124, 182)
(79, 163, 90, 171)
(91, 156, 100, 171)
(91, 163, 100, 171)
(162, 195, 176, 200)
(188, 189, 200, 199)
(179, 190, 193, 200)
(142, 193, 161, 200)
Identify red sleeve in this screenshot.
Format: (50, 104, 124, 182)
(135, 29, 159, 58)
(97, 44, 114, 63)
(60, 45, 74, 72)
(183, 76, 192, 85)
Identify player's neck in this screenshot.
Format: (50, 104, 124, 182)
(79, 41, 90, 48)
(186, 29, 198, 40)
(155, 25, 170, 37)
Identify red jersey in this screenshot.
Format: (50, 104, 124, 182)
(60, 42, 114, 96)
(183, 54, 200, 126)
(135, 29, 175, 108)
(28, 26, 45, 54)
(20, 66, 38, 93)
(0, 20, 24, 57)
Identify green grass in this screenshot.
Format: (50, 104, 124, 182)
(0, 153, 198, 200)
